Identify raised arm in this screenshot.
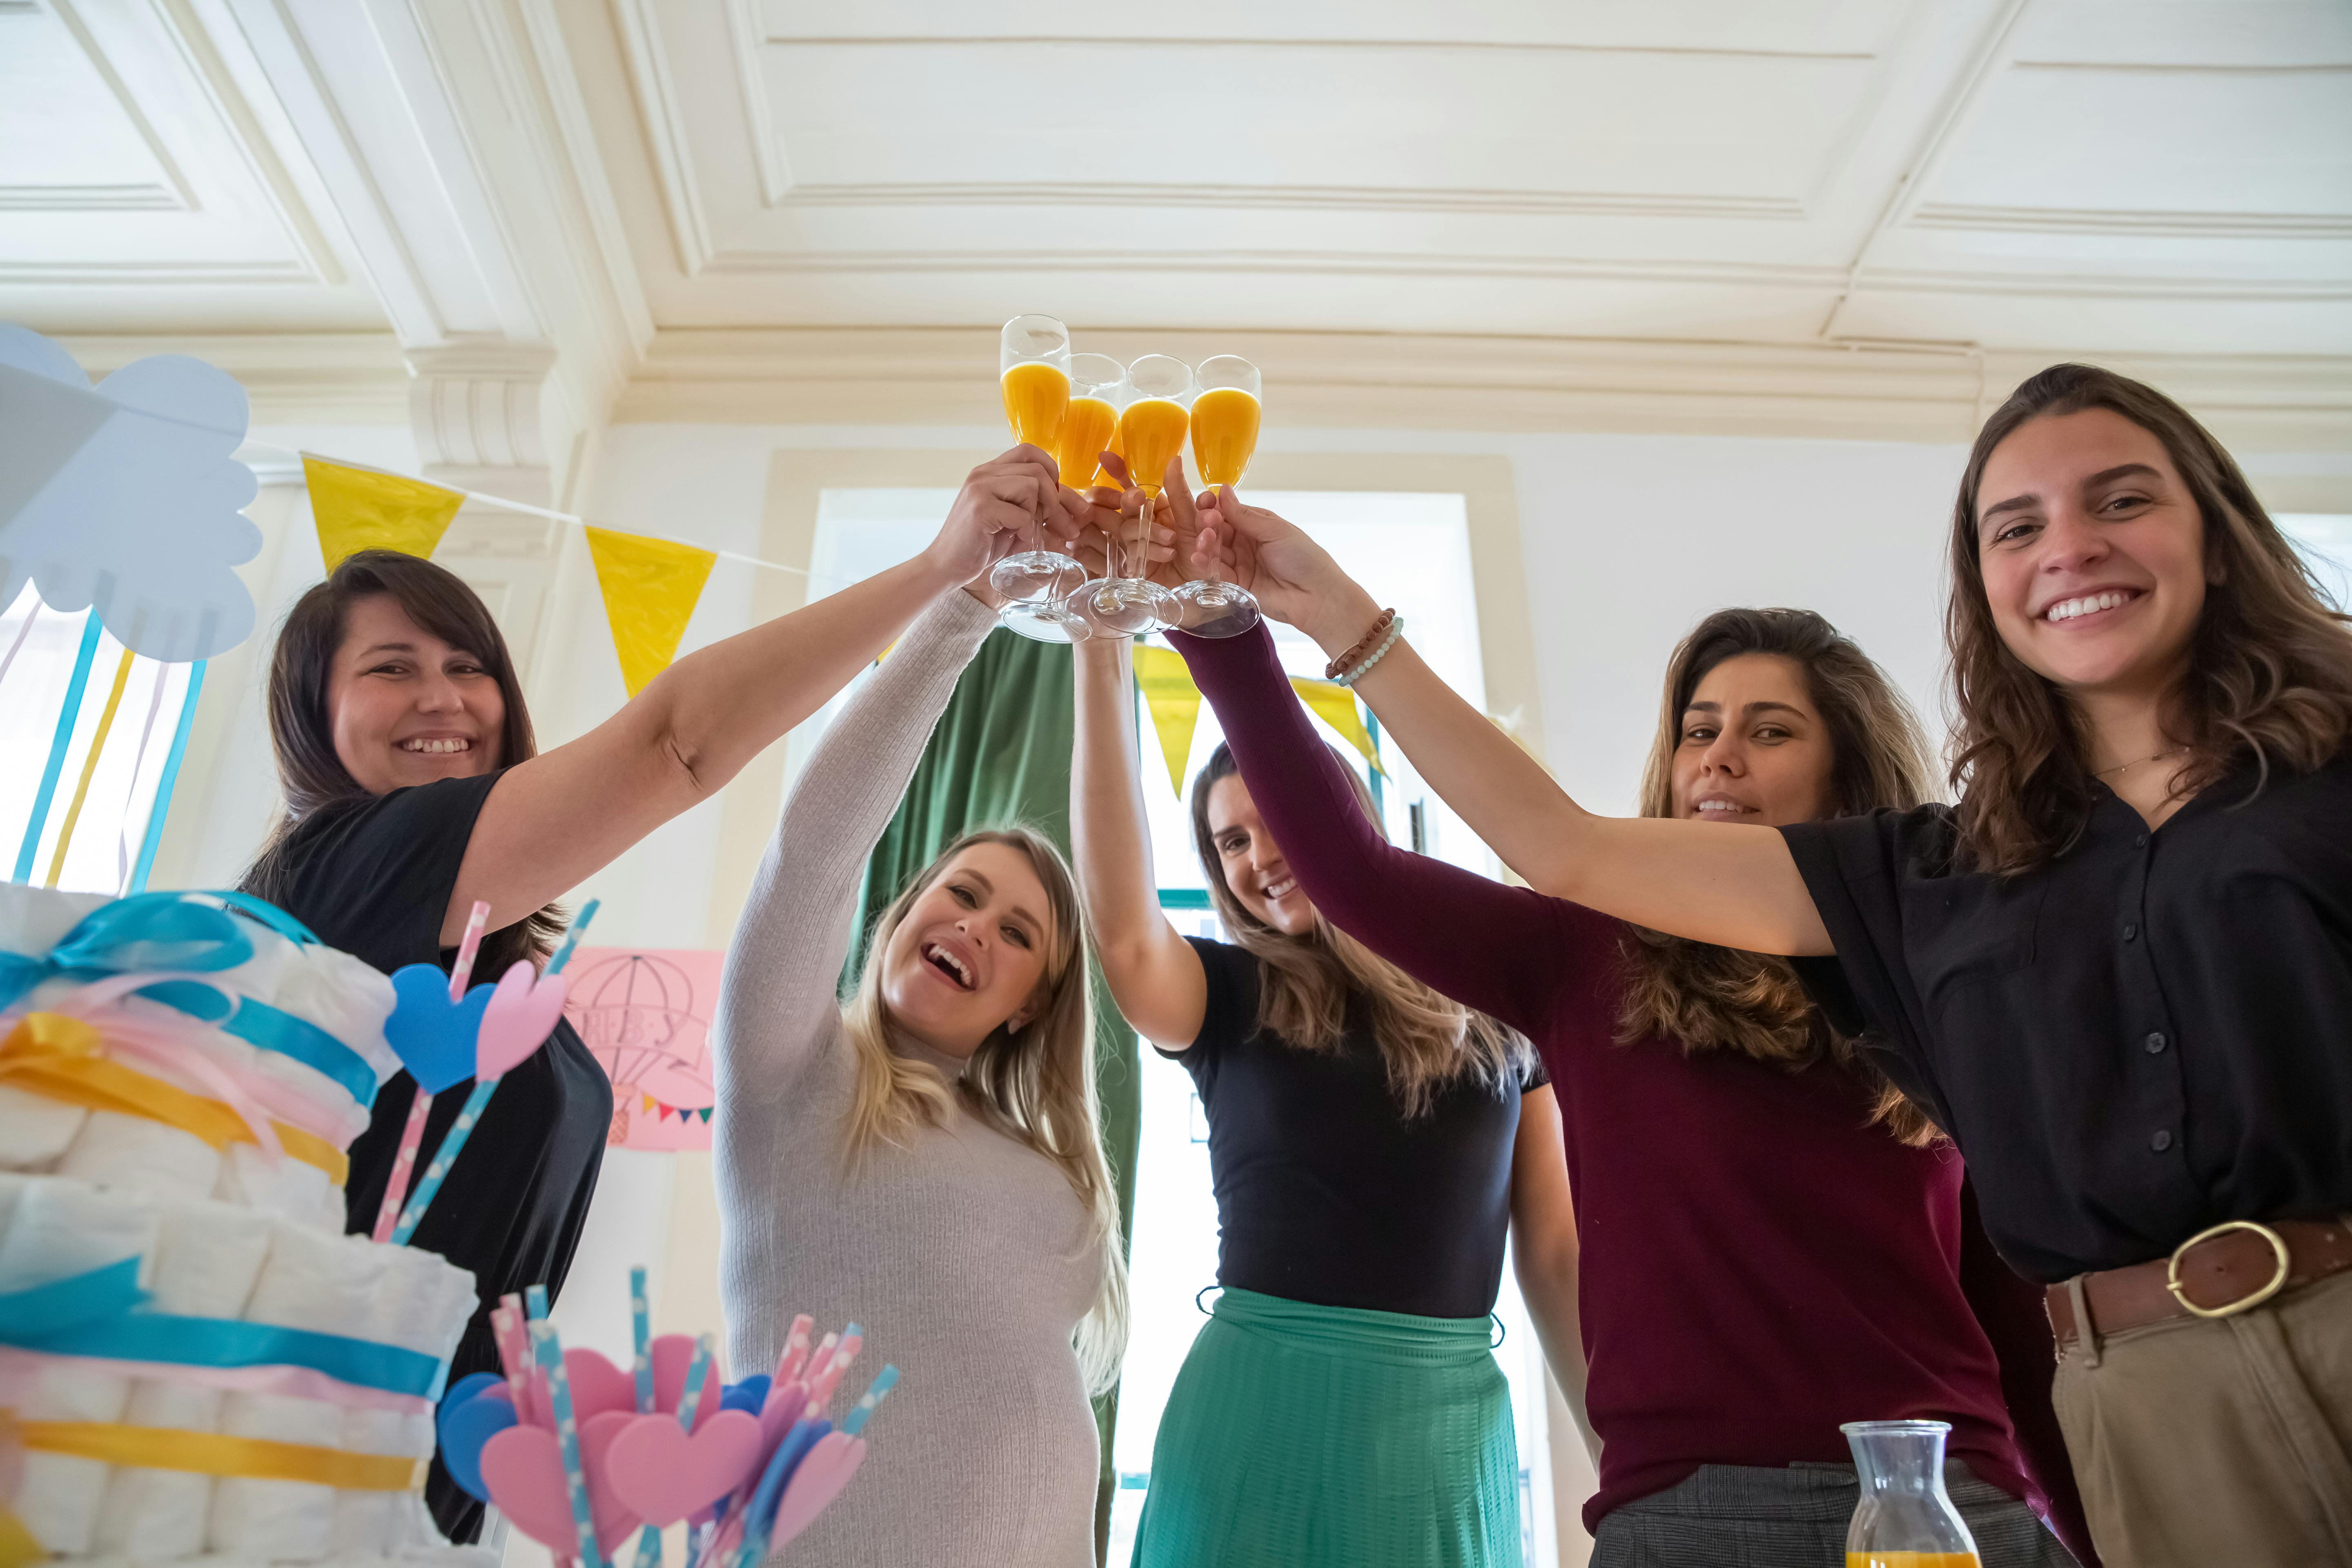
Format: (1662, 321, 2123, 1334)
(445, 448, 1072, 944)
(1171, 621, 1568, 1032)
(714, 588, 1000, 1086)
(1180, 481, 1831, 957)
(1510, 1085, 1599, 1467)
(1070, 639, 1209, 1050)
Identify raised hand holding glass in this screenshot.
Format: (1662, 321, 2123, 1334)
(1173, 354, 1263, 637)
(990, 315, 1088, 604)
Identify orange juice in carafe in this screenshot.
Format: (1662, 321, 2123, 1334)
(1847, 1555, 1979, 1567)
(1055, 397, 1118, 492)
(1116, 398, 1190, 496)
(1001, 361, 1070, 450)
(1189, 387, 1261, 488)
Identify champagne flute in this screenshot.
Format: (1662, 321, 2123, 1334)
(989, 314, 1087, 604)
(1074, 354, 1187, 638)
(1000, 352, 1128, 642)
(1174, 354, 1263, 637)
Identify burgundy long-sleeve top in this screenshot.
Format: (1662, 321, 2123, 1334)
(1172, 626, 2084, 1548)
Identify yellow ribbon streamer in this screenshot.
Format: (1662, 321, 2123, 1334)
(0, 1013, 348, 1185)
(43, 646, 137, 889)
(21, 1421, 426, 1491)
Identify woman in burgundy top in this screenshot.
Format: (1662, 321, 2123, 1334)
(1156, 551, 2087, 1558)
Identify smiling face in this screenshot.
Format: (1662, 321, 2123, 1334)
(1975, 406, 2209, 702)
(1205, 774, 1317, 936)
(878, 841, 1056, 1058)
(1668, 652, 1838, 827)
(324, 595, 506, 795)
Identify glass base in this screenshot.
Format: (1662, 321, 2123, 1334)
(1074, 578, 1179, 639)
(1171, 580, 1262, 639)
(998, 599, 1094, 644)
(990, 550, 1087, 604)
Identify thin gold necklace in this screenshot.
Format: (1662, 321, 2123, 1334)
(2091, 746, 2183, 779)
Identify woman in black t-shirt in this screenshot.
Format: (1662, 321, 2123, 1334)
(241, 448, 1073, 1540)
(1184, 365, 2352, 1568)
(1071, 636, 1574, 1568)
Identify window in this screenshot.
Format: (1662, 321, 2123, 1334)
(2281, 514, 2352, 610)
(806, 489, 1563, 1567)
(0, 585, 200, 896)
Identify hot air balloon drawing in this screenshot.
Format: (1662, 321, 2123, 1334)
(559, 947, 724, 1150)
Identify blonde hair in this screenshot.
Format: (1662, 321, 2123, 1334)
(1189, 744, 1530, 1119)
(838, 827, 1128, 1394)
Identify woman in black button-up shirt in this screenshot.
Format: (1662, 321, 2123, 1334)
(1187, 363, 2352, 1568)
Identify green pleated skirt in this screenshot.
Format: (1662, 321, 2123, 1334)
(1131, 1286, 1520, 1568)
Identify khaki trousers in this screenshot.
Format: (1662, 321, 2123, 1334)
(2051, 1265, 2352, 1568)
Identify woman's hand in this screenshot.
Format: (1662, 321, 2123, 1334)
(1071, 464, 1179, 582)
(926, 445, 1077, 597)
(1185, 480, 1378, 653)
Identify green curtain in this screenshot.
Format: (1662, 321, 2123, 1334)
(841, 627, 1141, 1563)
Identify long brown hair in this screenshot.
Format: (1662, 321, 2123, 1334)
(839, 826, 1127, 1394)
(1948, 363, 2352, 873)
(1618, 608, 1940, 1145)
(1188, 743, 1530, 1119)
(242, 549, 560, 974)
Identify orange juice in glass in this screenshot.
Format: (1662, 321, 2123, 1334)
(1846, 1555, 1979, 1567)
(991, 314, 1084, 605)
(1058, 353, 1125, 495)
(1001, 360, 1069, 451)
(1189, 356, 1262, 489)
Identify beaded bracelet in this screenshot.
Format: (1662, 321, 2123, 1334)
(1334, 613, 1404, 688)
(1323, 608, 1396, 679)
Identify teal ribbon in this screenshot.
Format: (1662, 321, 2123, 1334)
(14, 612, 103, 882)
(2, 1259, 447, 1400)
(0, 890, 373, 1104)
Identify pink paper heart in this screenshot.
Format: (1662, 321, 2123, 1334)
(650, 1334, 722, 1427)
(479, 1409, 639, 1557)
(768, 1432, 866, 1548)
(605, 1409, 762, 1527)
(477, 960, 568, 1078)
(563, 1348, 637, 1421)
(758, 1378, 808, 1452)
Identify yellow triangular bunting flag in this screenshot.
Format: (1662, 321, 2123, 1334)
(303, 457, 464, 572)
(585, 527, 717, 698)
(1131, 645, 1205, 798)
(1291, 677, 1385, 775)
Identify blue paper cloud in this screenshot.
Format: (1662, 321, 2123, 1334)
(0, 324, 260, 662)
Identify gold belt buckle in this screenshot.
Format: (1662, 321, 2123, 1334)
(2166, 1219, 2293, 1319)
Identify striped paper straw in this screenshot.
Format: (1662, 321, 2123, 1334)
(531, 1317, 606, 1568)
(771, 1316, 814, 1386)
(628, 1267, 659, 1568)
(840, 1365, 900, 1437)
(388, 1073, 498, 1245)
(369, 1084, 433, 1243)
(448, 900, 491, 1002)
(803, 1326, 862, 1417)
(549, 898, 600, 976)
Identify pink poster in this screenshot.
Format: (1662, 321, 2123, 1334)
(561, 945, 721, 1151)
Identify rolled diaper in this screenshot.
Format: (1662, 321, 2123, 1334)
(0, 880, 110, 961)
(58, 1107, 225, 1201)
(147, 1197, 277, 1317)
(331, 1244, 460, 1553)
(0, 1169, 29, 1236)
(271, 945, 399, 1091)
(218, 1140, 343, 1232)
(209, 1226, 389, 1561)
(0, 1179, 158, 1554)
(0, 1082, 86, 1170)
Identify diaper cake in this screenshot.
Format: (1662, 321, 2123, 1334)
(0, 884, 490, 1568)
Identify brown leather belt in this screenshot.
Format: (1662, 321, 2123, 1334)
(2046, 1216, 2352, 1345)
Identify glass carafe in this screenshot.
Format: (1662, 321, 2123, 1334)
(1840, 1420, 1981, 1568)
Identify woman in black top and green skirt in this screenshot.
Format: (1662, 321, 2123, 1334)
(241, 449, 1075, 1540)
(1071, 635, 1583, 1568)
(1185, 363, 2352, 1568)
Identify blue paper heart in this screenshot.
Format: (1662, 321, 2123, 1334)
(439, 1372, 503, 1421)
(384, 962, 494, 1094)
(719, 1376, 768, 1419)
(437, 1379, 517, 1501)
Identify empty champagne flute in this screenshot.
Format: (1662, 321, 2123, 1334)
(1074, 354, 1187, 638)
(990, 314, 1087, 604)
(1174, 354, 1263, 637)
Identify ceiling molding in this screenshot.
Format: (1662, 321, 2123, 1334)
(50, 330, 410, 421)
(48, 0, 201, 210)
(759, 33, 1875, 63)
(693, 247, 1854, 287)
(608, 0, 718, 273)
(0, 257, 314, 283)
(1912, 204, 2352, 240)
(614, 326, 2352, 452)
(775, 182, 1806, 221)
(723, 0, 791, 204)
(0, 183, 181, 210)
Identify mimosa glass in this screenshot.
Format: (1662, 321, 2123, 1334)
(990, 314, 1086, 604)
(1173, 354, 1263, 637)
(1074, 354, 1186, 638)
(1058, 354, 1126, 496)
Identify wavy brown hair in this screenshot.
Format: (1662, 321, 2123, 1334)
(1617, 608, 1940, 1145)
(1189, 743, 1531, 1119)
(243, 549, 560, 975)
(1949, 363, 2352, 873)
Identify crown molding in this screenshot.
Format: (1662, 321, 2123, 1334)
(615, 327, 2352, 452)
(49, 330, 411, 421)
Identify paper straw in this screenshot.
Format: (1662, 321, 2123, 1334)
(627, 1269, 659, 1568)
(840, 1365, 900, 1437)
(449, 900, 492, 1001)
(549, 898, 600, 976)
(389, 1074, 497, 1244)
(677, 1334, 715, 1425)
(771, 1316, 814, 1387)
(531, 1317, 606, 1568)
(802, 1327, 862, 1418)
(526, 1284, 551, 1320)
(370, 1083, 433, 1243)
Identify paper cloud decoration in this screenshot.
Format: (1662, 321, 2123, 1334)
(0, 324, 261, 662)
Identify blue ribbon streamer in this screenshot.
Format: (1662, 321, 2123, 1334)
(128, 657, 204, 896)
(16, 612, 104, 882)
(136, 979, 377, 1107)
(1, 1259, 446, 1399)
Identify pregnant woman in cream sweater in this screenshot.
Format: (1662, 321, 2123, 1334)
(711, 497, 1129, 1565)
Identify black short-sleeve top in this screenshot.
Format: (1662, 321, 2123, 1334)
(248, 771, 610, 1539)
(1782, 756, 2352, 1282)
(1167, 934, 1546, 1321)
